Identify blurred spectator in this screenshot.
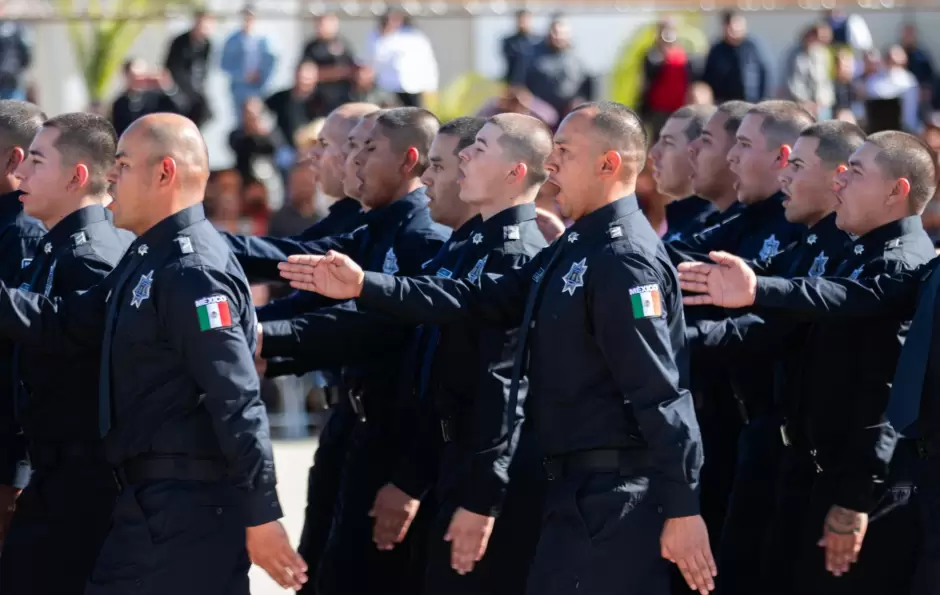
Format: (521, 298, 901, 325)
(221, 6, 277, 122)
(524, 14, 593, 118)
(204, 169, 244, 233)
(502, 9, 537, 86)
(164, 10, 214, 128)
(921, 125, 940, 243)
(265, 61, 327, 155)
(684, 82, 714, 106)
(475, 86, 558, 128)
(833, 48, 859, 116)
(367, 10, 439, 107)
(640, 19, 692, 139)
(899, 23, 936, 111)
(701, 11, 768, 104)
(858, 46, 921, 134)
(299, 12, 358, 113)
(825, 8, 873, 55)
(0, 12, 30, 101)
(228, 97, 284, 183)
(269, 162, 323, 238)
(242, 179, 272, 236)
(294, 118, 325, 154)
(782, 23, 835, 120)
(110, 58, 185, 137)
(346, 65, 400, 107)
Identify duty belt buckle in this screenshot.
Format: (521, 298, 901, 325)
(347, 389, 367, 422)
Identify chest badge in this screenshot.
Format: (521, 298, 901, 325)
(43, 242, 52, 254)
(130, 270, 154, 308)
(849, 265, 865, 281)
(806, 234, 817, 245)
(466, 255, 489, 284)
(568, 232, 580, 243)
(471, 233, 483, 245)
(854, 244, 865, 255)
(138, 244, 149, 257)
(759, 234, 780, 262)
(382, 248, 399, 275)
(560, 258, 588, 296)
(808, 252, 828, 277)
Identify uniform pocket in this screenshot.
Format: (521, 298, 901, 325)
(136, 481, 237, 546)
(574, 474, 650, 543)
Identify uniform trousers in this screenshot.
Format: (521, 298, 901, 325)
(296, 402, 355, 595)
(525, 472, 670, 595)
(316, 419, 431, 595)
(911, 445, 940, 595)
(0, 460, 118, 594)
(422, 438, 545, 595)
(86, 479, 250, 595)
(761, 441, 922, 595)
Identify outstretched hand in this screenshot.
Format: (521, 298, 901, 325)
(677, 251, 758, 308)
(277, 251, 365, 299)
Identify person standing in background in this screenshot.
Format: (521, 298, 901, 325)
(110, 59, 185, 137)
(524, 14, 593, 119)
(299, 13, 358, 114)
(701, 11, 768, 104)
(164, 10, 214, 128)
(367, 11, 439, 108)
(782, 23, 835, 120)
(0, 8, 30, 102)
(640, 19, 692, 139)
(221, 6, 277, 123)
(501, 9, 537, 86)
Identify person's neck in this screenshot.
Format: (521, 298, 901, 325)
(42, 195, 102, 230)
(856, 211, 909, 237)
(579, 181, 636, 219)
(667, 188, 694, 203)
(453, 208, 479, 230)
(751, 180, 782, 203)
(805, 208, 835, 229)
(479, 191, 534, 221)
(705, 187, 738, 212)
(389, 178, 423, 204)
(133, 195, 200, 237)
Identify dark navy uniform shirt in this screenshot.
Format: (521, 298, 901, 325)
(0, 190, 44, 486)
(298, 196, 363, 241)
(15, 205, 131, 445)
(356, 195, 702, 518)
(0, 204, 282, 526)
(663, 196, 717, 244)
(394, 203, 547, 517)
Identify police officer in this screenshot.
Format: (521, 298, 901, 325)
(0, 113, 132, 594)
(686, 120, 865, 595)
(280, 101, 716, 595)
(679, 131, 937, 594)
(0, 114, 305, 593)
(370, 113, 551, 595)
(0, 100, 46, 544)
(649, 104, 718, 241)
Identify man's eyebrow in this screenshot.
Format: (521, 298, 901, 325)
(849, 158, 864, 170)
(429, 155, 441, 163)
(478, 137, 488, 147)
(736, 134, 751, 143)
(789, 157, 806, 166)
(28, 148, 44, 158)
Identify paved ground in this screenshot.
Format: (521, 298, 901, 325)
(249, 438, 318, 595)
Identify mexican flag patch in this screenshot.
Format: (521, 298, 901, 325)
(629, 284, 662, 319)
(196, 295, 233, 331)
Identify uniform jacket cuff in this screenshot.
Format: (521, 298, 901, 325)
(391, 461, 434, 501)
(831, 472, 877, 513)
(360, 272, 395, 305)
(754, 277, 791, 308)
(241, 487, 284, 527)
(660, 482, 701, 519)
(0, 434, 29, 489)
(260, 320, 294, 359)
(459, 484, 504, 518)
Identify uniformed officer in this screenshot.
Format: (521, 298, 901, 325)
(649, 104, 718, 241)
(686, 120, 864, 595)
(0, 100, 47, 544)
(0, 113, 132, 594)
(280, 101, 716, 595)
(0, 114, 305, 593)
(679, 131, 937, 595)
(368, 113, 551, 595)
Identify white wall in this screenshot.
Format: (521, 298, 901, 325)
(28, 6, 940, 169)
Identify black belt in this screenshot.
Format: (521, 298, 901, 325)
(121, 456, 229, 485)
(28, 440, 105, 469)
(541, 448, 648, 481)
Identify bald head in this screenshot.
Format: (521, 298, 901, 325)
(487, 112, 554, 187)
(569, 101, 648, 163)
(330, 102, 380, 137)
(125, 113, 209, 189)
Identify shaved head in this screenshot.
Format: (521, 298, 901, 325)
(126, 113, 209, 190)
(486, 112, 554, 187)
(569, 101, 648, 163)
(748, 100, 816, 149)
(375, 107, 441, 175)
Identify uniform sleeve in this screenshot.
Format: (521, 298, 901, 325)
(665, 214, 741, 263)
(358, 246, 546, 327)
(223, 228, 362, 283)
(390, 390, 441, 500)
(754, 270, 920, 320)
(688, 312, 803, 364)
(255, 289, 338, 323)
(592, 253, 702, 518)
(157, 266, 282, 527)
(0, 281, 107, 351)
(461, 250, 534, 517)
(260, 305, 413, 369)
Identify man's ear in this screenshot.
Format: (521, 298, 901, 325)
(5, 147, 24, 175)
(775, 144, 792, 169)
